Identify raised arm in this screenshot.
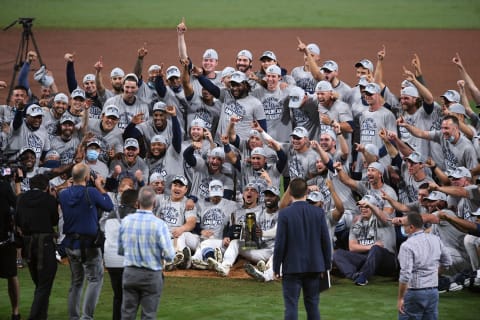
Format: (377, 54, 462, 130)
(397, 116, 431, 140)
(177, 17, 188, 61)
(452, 52, 480, 104)
(296, 37, 324, 81)
(94, 57, 106, 96)
(403, 66, 434, 105)
(327, 179, 344, 223)
(133, 44, 148, 79)
(180, 58, 194, 98)
(374, 45, 386, 90)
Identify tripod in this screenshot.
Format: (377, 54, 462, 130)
(3, 17, 44, 104)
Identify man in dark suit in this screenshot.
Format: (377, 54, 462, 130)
(273, 178, 332, 320)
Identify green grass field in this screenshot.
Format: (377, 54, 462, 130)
(1, 0, 479, 29)
(1, 265, 479, 319)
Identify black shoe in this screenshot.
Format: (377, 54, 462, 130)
(11, 314, 21, 320)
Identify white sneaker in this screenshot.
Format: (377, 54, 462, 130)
(256, 260, 266, 272)
(214, 247, 223, 263)
(173, 251, 184, 266)
(192, 259, 209, 270)
(448, 282, 463, 292)
(207, 257, 229, 276)
(245, 263, 265, 281)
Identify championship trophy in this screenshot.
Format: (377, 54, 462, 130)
(241, 212, 260, 250)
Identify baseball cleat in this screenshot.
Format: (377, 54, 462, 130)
(256, 260, 266, 272)
(177, 247, 192, 269)
(208, 257, 229, 276)
(192, 259, 209, 270)
(214, 247, 223, 263)
(245, 263, 266, 282)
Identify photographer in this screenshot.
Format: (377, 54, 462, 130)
(16, 174, 58, 320)
(58, 163, 113, 320)
(0, 176, 20, 320)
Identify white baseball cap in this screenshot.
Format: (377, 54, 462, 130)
(355, 59, 374, 72)
(124, 138, 139, 149)
(260, 50, 277, 61)
(321, 60, 338, 72)
(288, 86, 305, 109)
(265, 65, 281, 76)
(166, 66, 181, 80)
(251, 147, 267, 158)
(315, 80, 333, 92)
(203, 49, 219, 60)
(290, 126, 309, 139)
(307, 43, 320, 55)
(71, 88, 86, 100)
(221, 66, 236, 78)
(153, 101, 167, 112)
(54, 93, 69, 103)
(364, 83, 381, 95)
(103, 105, 120, 118)
(208, 147, 225, 159)
(148, 64, 161, 73)
(441, 90, 460, 103)
(83, 74, 95, 83)
(237, 49, 253, 61)
(26, 104, 44, 117)
(110, 67, 125, 78)
(368, 162, 384, 175)
(401, 86, 419, 98)
(209, 179, 224, 197)
(230, 71, 248, 84)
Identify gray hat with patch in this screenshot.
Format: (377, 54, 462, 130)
(425, 191, 447, 202)
(251, 147, 267, 158)
(172, 175, 188, 186)
(355, 59, 374, 72)
(124, 138, 139, 149)
(448, 167, 471, 179)
(263, 186, 280, 196)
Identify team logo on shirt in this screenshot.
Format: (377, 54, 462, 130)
(158, 206, 179, 226)
(224, 101, 246, 119)
(202, 208, 225, 227)
(360, 118, 377, 143)
(27, 133, 43, 156)
(262, 96, 282, 120)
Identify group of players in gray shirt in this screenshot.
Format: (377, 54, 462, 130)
(1, 19, 480, 290)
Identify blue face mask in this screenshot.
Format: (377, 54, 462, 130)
(448, 135, 455, 143)
(43, 160, 61, 168)
(86, 149, 99, 161)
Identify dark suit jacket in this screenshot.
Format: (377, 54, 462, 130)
(273, 201, 332, 275)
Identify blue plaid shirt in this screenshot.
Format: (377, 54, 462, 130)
(119, 209, 175, 271)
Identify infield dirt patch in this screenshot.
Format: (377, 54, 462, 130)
(1, 28, 479, 103)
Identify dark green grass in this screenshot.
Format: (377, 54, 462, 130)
(1, 0, 479, 29)
(1, 265, 478, 319)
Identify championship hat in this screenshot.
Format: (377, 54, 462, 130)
(54, 93, 69, 103)
(60, 114, 75, 124)
(110, 67, 125, 78)
(230, 71, 248, 84)
(243, 182, 259, 193)
(360, 194, 380, 207)
(208, 147, 225, 159)
(441, 90, 460, 103)
(124, 138, 139, 149)
(307, 191, 325, 203)
(26, 104, 43, 117)
(401, 86, 419, 98)
(82, 74, 95, 83)
(265, 65, 281, 76)
(172, 175, 188, 186)
(203, 49, 219, 60)
(321, 60, 338, 72)
(251, 147, 267, 158)
(368, 162, 384, 175)
(71, 88, 86, 100)
(315, 80, 333, 92)
(33, 65, 54, 87)
(151, 135, 168, 145)
(425, 191, 447, 202)
(288, 86, 305, 109)
(290, 126, 309, 139)
(263, 186, 280, 197)
(152, 101, 167, 112)
(209, 179, 224, 197)
(148, 64, 161, 73)
(237, 49, 253, 61)
(221, 66, 235, 78)
(448, 103, 467, 116)
(406, 151, 425, 164)
(103, 105, 120, 118)
(306, 43, 320, 55)
(260, 51, 277, 61)
(448, 167, 471, 179)
(166, 66, 181, 80)
(364, 83, 381, 95)
(355, 59, 374, 72)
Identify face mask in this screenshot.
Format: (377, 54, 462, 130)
(86, 149, 99, 161)
(147, 81, 155, 89)
(448, 135, 455, 143)
(43, 160, 61, 168)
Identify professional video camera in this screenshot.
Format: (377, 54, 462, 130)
(0, 155, 26, 181)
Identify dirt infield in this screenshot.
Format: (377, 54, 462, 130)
(1, 28, 479, 104)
